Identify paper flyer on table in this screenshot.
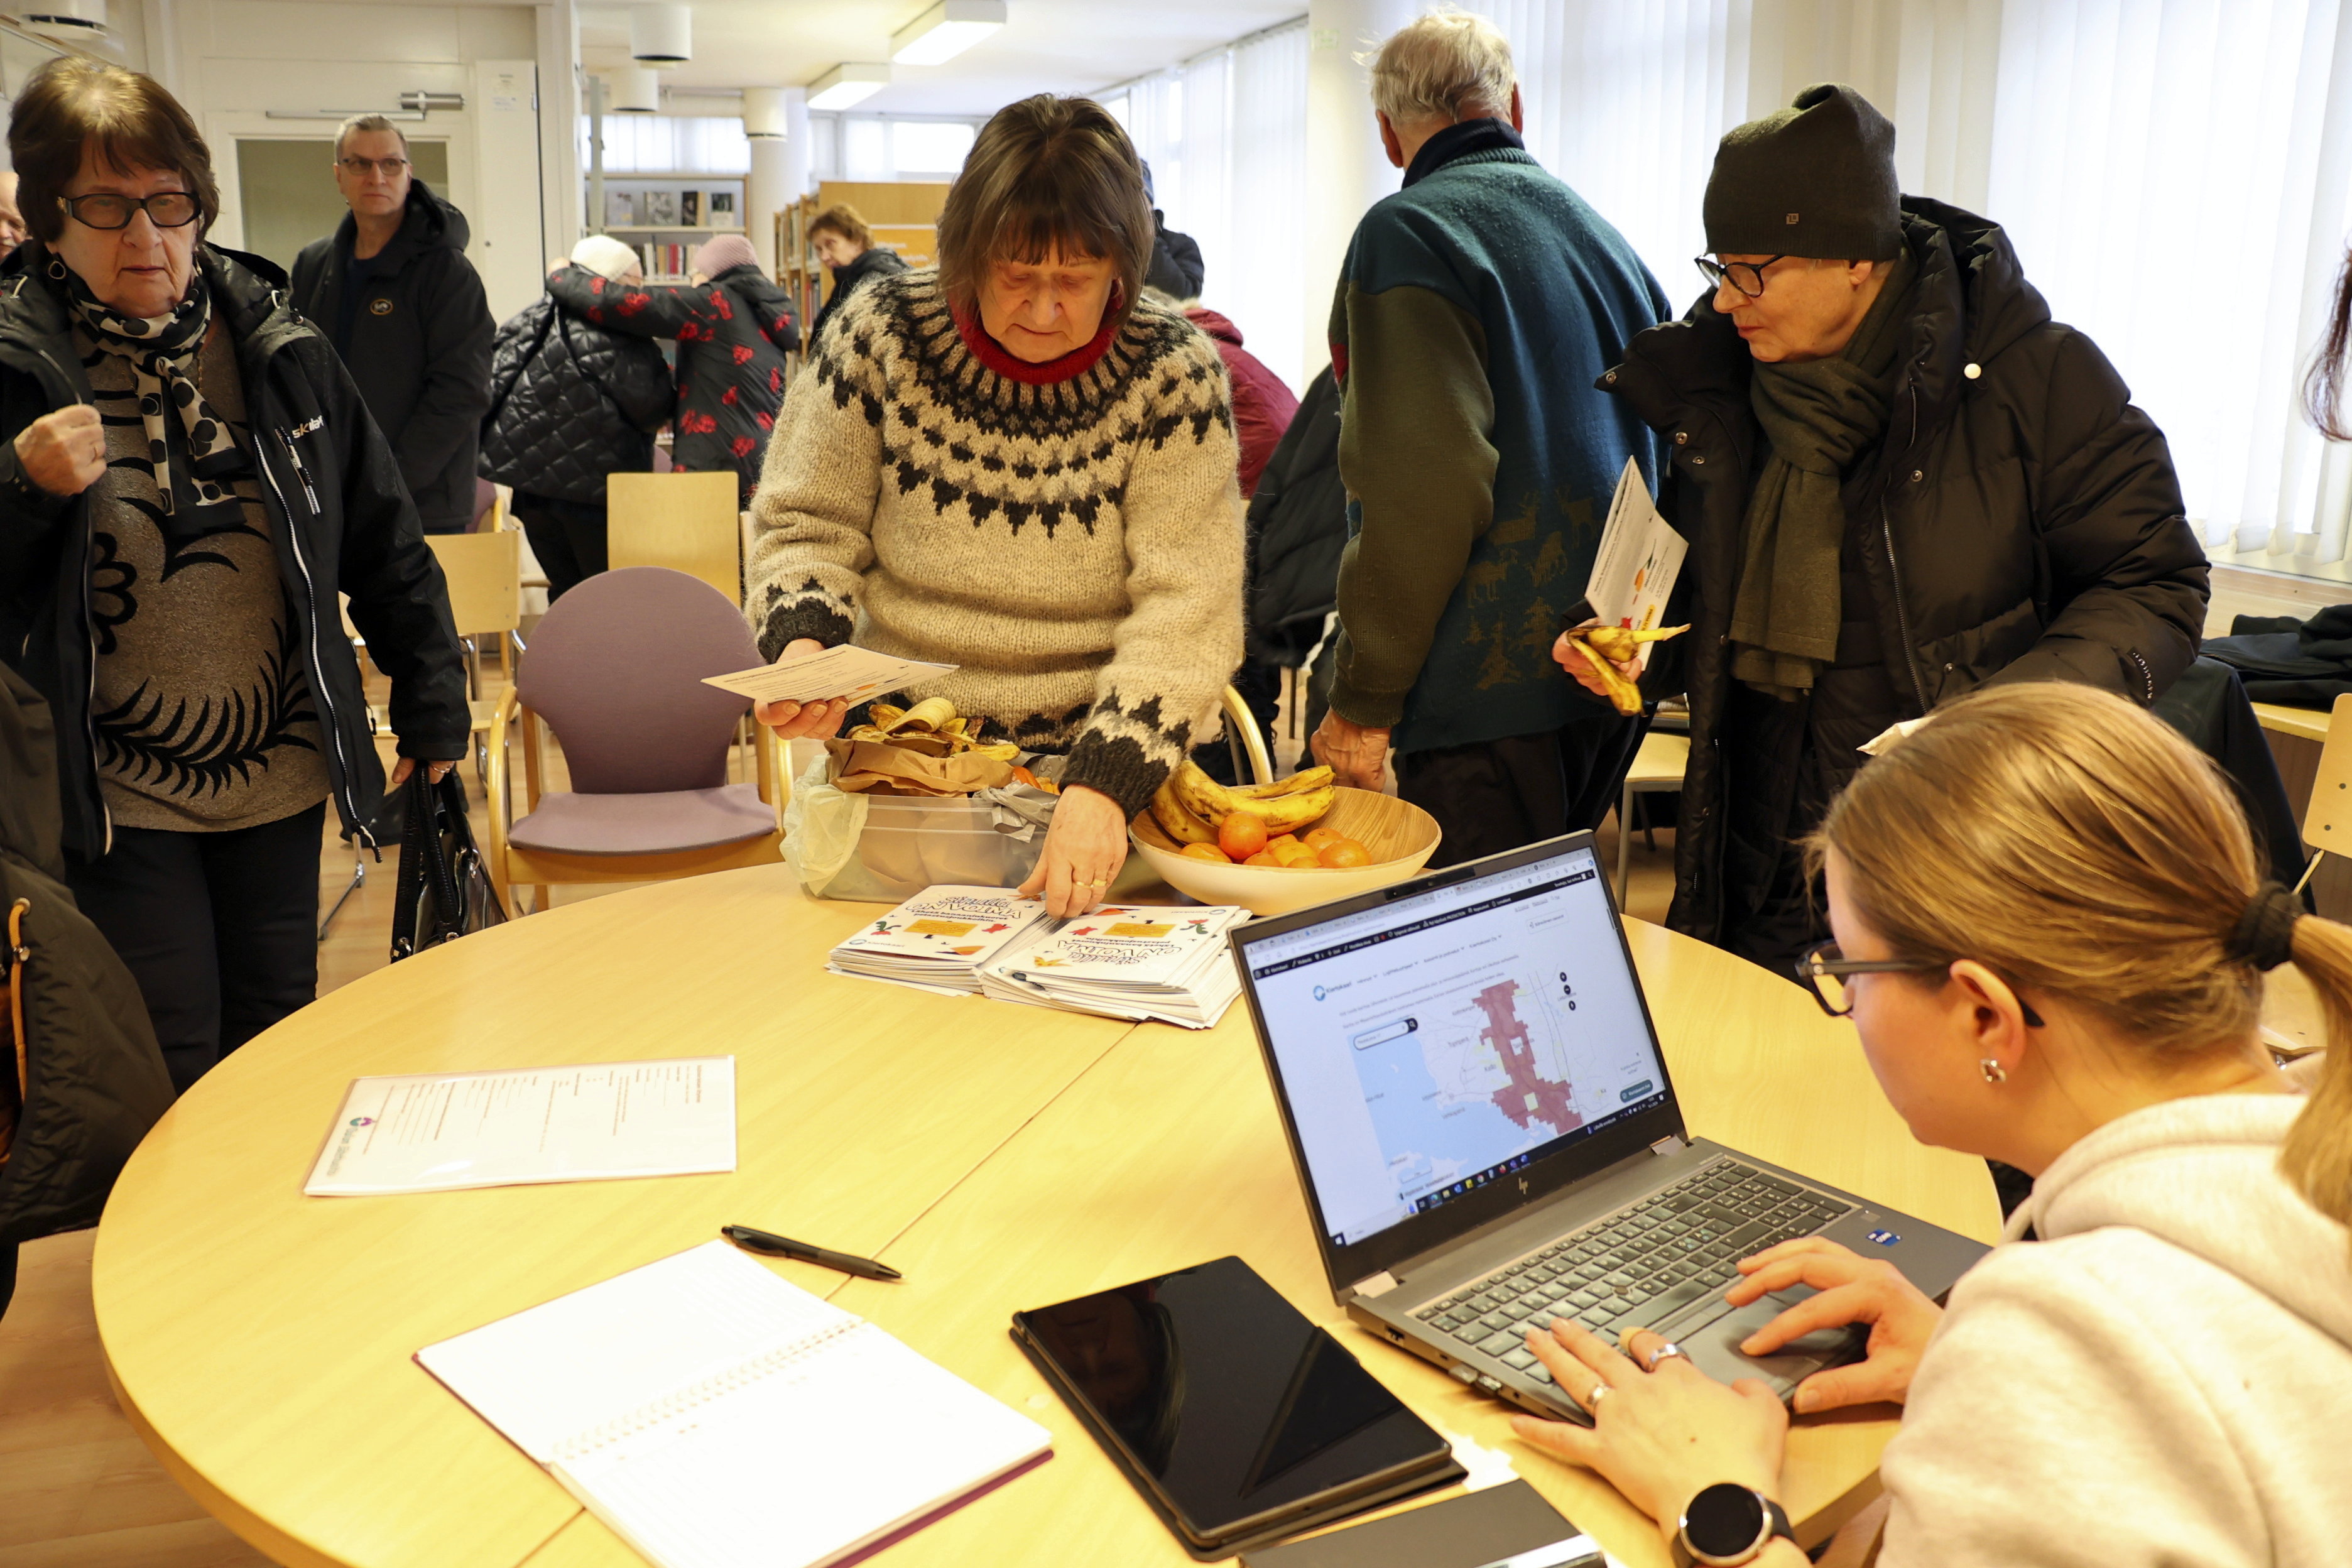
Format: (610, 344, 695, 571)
(303, 1058, 737, 1196)
(1578, 457, 1685, 634)
(701, 645, 956, 707)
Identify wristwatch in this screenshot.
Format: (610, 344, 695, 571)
(1673, 1483, 1796, 1566)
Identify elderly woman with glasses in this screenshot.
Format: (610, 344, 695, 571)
(1554, 84, 2206, 981)
(0, 57, 467, 1092)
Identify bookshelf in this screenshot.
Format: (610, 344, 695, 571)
(590, 172, 749, 285)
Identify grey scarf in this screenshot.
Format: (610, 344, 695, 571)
(1728, 249, 1916, 700)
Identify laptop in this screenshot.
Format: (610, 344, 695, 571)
(1228, 830, 1988, 1423)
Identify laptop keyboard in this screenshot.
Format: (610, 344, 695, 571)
(1410, 1160, 1853, 1382)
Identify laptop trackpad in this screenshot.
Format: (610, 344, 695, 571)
(1679, 1293, 1865, 1391)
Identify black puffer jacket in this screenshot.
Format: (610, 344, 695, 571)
(479, 292, 675, 504)
(547, 261, 799, 504)
(0, 664, 173, 1314)
(291, 182, 494, 531)
(0, 242, 471, 863)
(1605, 198, 2208, 945)
(1244, 365, 1345, 665)
(809, 246, 908, 350)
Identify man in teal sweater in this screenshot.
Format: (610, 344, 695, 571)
(1310, 13, 1669, 866)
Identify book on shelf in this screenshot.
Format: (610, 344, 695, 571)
(643, 188, 679, 225)
(827, 886, 1054, 996)
(604, 188, 635, 226)
(417, 1241, 1052, 1568)
(680, 189, 700, 226)
(708, 191, 736, 219)
(977, 903, 1253, 1028)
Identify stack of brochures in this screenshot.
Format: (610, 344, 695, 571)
(827, 886, 1054, 994)
(979, 903, 1253, 1028)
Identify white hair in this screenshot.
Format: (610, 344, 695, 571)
(570, 234, 641, 280)
(1368, 8, 1517, 129)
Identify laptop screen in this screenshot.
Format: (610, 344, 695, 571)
(1239, 841, 1670, 1251)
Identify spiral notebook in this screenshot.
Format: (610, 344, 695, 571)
(417, 1242, 1052, 1568)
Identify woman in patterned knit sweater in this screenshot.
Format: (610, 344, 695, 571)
(749, 95, 1244, 915)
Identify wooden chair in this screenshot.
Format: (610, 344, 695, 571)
(424, 531, 523, 783)
(2296, 692, 2352, 890)
(484, 567, 785, 913)
(607, 471, 744, 605)
(1615, 730, 1689, 907)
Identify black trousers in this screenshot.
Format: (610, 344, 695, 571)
(67, 801, 325, 1094)
(1395, 713, 1647, 869)
(514, 493, 610, 602)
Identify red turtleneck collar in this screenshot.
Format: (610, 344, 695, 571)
(951, 297, 1123, 384)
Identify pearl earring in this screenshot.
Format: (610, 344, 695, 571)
(1979, 1058, 2008, 1084)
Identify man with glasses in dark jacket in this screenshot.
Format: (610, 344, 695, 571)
(1562, 84, 2208, 971)
(292, 115, 493, 534)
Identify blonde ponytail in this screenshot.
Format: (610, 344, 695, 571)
(1812, 682, 2352, 1234)
(2284, 919, 2352, 1229)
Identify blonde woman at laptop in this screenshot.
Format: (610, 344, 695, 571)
(1510, 682, 2351, 1568)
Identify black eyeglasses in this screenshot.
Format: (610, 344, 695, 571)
(1694, 254, 1787, 300)
(1792, 941, 2047, 1026)
(338, 156, 410, 178)
(57, 191, 200, 231)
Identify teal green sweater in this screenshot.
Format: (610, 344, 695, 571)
(1328, 123, 1669, 751)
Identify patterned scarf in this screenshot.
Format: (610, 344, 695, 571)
(56, 258, 251, 543)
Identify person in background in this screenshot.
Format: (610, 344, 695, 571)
(0, 58, 467, 1092)
(747, 94, 1243, 918)
(1140, 161, 1204, 299)
(1562, 85, 2206, 976)
(1310, 11, 1669, 865)
(290, 114, 493, 535)
(1246, 364, 1348, 743)
(548, 232, 797, 506)
(0, 172, 24, 263)
(806, 203, 908, 348)
(479, 235, 674, 601)
(1511, 683, 2350, 1568)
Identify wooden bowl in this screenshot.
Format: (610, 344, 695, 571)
(1129, 787, 1442, 917)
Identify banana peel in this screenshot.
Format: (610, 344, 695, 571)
(1563, 624, 1689, 716)
(844, 697, 1021, 761)
(1154, 759, 1338, 838)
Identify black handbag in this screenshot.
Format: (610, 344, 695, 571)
(390, 770, 508, 961)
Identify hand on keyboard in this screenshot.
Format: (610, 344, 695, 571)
(1727, 1238, 1944, 1412)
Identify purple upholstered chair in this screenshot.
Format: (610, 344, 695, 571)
(484, 567, 783, 912)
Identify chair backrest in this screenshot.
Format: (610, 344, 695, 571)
(2305, 693, 2352, 856)
(471, 477, 503, 531)
(425, 531, 523, 638)
(516, 567, 758, 794)
(608, 471, 744, 604)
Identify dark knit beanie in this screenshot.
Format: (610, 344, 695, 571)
(1704, 84, 1902, 260)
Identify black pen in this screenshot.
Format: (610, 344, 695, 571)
(721, 1224, 903, 1281)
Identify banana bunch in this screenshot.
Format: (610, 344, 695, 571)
(1562, 624, 1690, 716)
(1149, 760, 1338, 842)
(847, 697, 1020, 761)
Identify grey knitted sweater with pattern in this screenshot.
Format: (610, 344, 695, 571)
(746, 270, 1244, 817)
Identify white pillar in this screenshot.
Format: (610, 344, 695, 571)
(749, 137, 789, 273)
(783, 86, 811, 203)
(1304, 0, 1417, 383)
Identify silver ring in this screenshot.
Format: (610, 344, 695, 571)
(1584, 1381, 1610, 1413)
(1646, 1341, 1689, 1371)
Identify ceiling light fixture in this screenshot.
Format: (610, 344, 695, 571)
(612, 65, 662, 114)
(630, 4, 692, 64)
(890, 0, 1007, 66)
(807, 63, 890, 112)
(742, 87, 788, 139)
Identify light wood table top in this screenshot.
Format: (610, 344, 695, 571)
(98, 875, 1999, 1568)
(92, 866, 1136, 1568)
(2254, 700, 2331, 745)
(92, 868, 1998, 1568)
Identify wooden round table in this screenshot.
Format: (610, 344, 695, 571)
(94, 863, 1998, 1568)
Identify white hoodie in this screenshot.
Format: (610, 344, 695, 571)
(1878, 1070, 2351, 1567)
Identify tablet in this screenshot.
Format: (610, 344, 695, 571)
(1011, 1255, 1465, 1560)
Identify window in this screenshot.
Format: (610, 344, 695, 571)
(582, 114, 751, 175)
(892, 121, 975, 176)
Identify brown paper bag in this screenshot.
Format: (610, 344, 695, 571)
(825, 738, 1015, 796)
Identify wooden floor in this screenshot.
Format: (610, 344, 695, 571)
(0, 675, 1687, 1567)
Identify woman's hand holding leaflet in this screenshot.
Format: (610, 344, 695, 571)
(754, 638, 854, 740)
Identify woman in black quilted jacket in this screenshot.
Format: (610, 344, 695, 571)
(481, 236, 675, 599)
(545, 234, 798, 506)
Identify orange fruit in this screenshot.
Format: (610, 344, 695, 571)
(1302, 827, 1344, 851)
(1218, 810, 1270, 860)
(1243, 851, 1282, 867)
(1318, 839, 1374, 868)
(1180, 842, 1231, 863)
(1275, 840, 1321, 868)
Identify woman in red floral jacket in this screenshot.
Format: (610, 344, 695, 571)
(545, 234, 798, 503)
